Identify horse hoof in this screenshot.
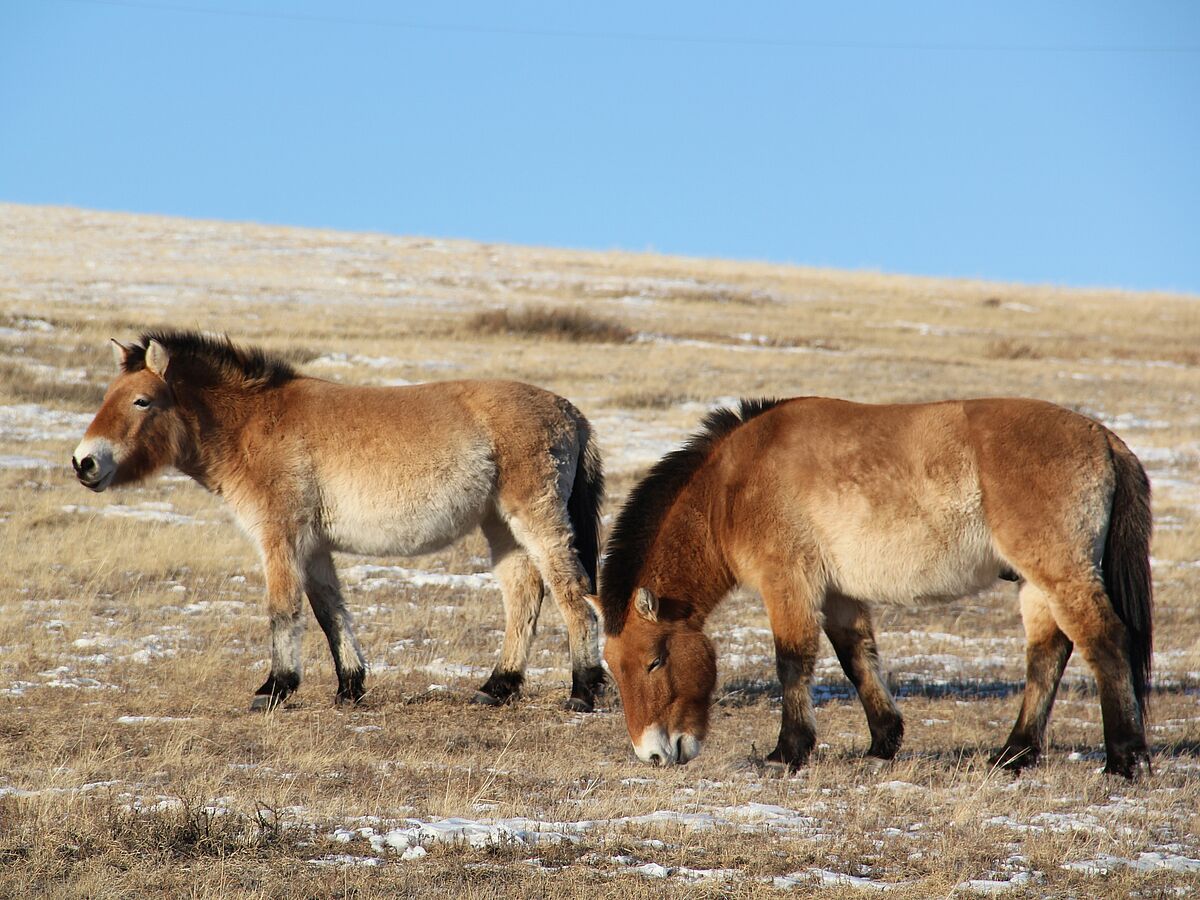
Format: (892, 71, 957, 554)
(471, 690, 505, 707)
(563, 697, 594, 713)
(250, 695, 279, 712)
(1104, 751, 1151, 780)
(990, 745, 1040, 772)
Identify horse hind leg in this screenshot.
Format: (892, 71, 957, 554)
(501, 506, 604, 712)
(474, 514, 545, 706)
(822, 594, 904, 760)
(992, 582, 1073, 771)
(1041, 577, 1149, 778)
(305, 550, 367, 705)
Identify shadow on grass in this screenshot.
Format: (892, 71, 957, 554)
(715, 674, 1200, 708)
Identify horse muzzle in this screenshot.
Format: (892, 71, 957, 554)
(634, 725, 703, 767)
(71, 447, 115, 491)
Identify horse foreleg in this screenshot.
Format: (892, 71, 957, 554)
(992, 583, 1072, 771)
(823, 595, 904, 760)
(305, 550, 367, 705)
(762, 581, 821, 769)
(251, 534, 306, 712)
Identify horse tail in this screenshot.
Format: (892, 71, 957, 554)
(1102, 429, 1154, 714)
(568, 415, 605, 592)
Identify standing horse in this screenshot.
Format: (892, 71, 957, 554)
(594, 397, 1153, 778)
(72, 330, 607, 712)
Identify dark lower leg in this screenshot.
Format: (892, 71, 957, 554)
(1044, 582, 1150, 778)
(1087, 645, 1150, 779)
(994, 629, 1072, 770)
(310, 603, 366, 704)
(567, 664, 607, 712)
(306, 554, 366, 705)
(768, 638, 819, 768)
(824, 599, 903, 759)
(252, 670, 300, 710)
(474, 668, 523, 705)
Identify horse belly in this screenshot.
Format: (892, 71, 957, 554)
(820, 495, 1004, 606)
(319, 449, 496, 557)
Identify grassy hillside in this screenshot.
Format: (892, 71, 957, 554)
(0, 203, 1197, 897)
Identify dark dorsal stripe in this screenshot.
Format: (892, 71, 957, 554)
(124, 329, 297, 389)
(598, 397, 786, 634)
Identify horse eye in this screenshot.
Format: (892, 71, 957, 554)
(133, 397, 150, 409)
(647, 655, 665, 673)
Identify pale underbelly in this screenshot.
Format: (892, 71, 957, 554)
(822, 515, 1006, 607)
(323, 510, 483, 557)
(318, 486, 491, 558)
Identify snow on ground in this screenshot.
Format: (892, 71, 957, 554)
(589, 414, 685, 472)
(0, 453, 57, 469)
(0, 403, 93, 442)
(60, 501, 208, 526)
(341, 564, 497, 593)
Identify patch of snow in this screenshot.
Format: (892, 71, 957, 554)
(309, 854, 385, 868)
(0, 403, 93, 442)
(0, 454, 57, 469)
(775, 869, 902, 891)
(341, 564, 497, 593)
(985, 812, 1106, 835)
(60, 501, 207, 526)
(954, 872, 1036, 893)
(420, 659, 491, 680)
(1061, 852, 1200, 875)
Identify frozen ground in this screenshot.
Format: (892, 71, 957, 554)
(0, 204, 1196, 895)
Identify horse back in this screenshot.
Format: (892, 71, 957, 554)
(266, 378, 586, 556)
(720, 397, 1114, 606)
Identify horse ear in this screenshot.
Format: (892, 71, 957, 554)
(634, 587, 659, 623)
(145, 339, 171, 379)
(110, 339, 132, 371)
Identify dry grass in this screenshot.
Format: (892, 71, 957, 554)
(467, 305, 633, 343)
(0, 203, 1198, 897)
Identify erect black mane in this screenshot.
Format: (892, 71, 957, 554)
(597, 397, 786, 634)
(123, 329, 297, 389)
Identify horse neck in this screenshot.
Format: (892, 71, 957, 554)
(172, 379, 272, 491)
(642, 475, 734, 625)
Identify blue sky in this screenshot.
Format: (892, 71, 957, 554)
(2, 1, 1198, 292)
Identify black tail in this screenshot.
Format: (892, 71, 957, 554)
(567, 416, 605, 592)
(1103, 431, 1154, 714)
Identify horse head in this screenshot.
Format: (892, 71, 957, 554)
(596, 587, 716, 766)
(72, 339, 183, 491)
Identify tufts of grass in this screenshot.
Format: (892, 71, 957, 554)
(608, 389, 695, 410)
(467, 306, 633, 343)
(983, 339, 1042, 360)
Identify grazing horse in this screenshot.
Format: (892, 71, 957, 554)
(594, 397, 1153, 778)
(72, 331, 607, 712)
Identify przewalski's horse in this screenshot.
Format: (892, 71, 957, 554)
(594, 397, 1153, 778)
(72, 331, 607, 712)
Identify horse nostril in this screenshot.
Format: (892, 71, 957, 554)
(75, 455, 97, 477)
(649, 752, 663, 766)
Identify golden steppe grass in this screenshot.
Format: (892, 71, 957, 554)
(0, 203, 1198, 897)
